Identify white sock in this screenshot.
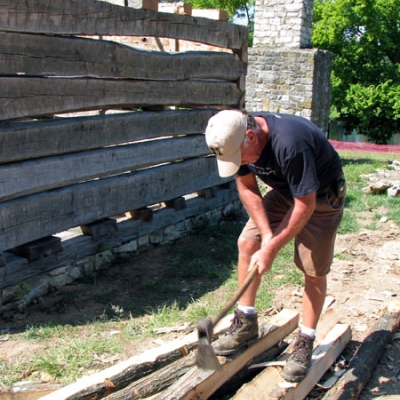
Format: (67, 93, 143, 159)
(238, 305, 256, 315)
(301, 325, 316, 338)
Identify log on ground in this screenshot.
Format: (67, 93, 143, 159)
(103, 353, 197, 400)
(39, 314, 234, 400)
(322, 299, 400, 400)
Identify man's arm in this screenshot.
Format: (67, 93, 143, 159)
(236, 173, 273, 241)
(256, 192, 316, 274)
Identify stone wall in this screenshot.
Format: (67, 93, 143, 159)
(246, 0, 332, 135)
(245, 48, 332, 134)
(253, 0, 314, 48)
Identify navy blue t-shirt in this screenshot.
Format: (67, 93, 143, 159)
(237, 112, 343, 199)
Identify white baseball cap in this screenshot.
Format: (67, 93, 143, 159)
(204, 110, 247, 177)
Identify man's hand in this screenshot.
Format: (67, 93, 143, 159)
(249, 244, 277, 275)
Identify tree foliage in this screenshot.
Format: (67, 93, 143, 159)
(312, 0, 400, 143)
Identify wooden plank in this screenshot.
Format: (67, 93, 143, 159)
(322, 300, 400, 400)
(0, 0, 248, 51)
(0, 77, 243, 121)
(80, 218, 118, 239)
(12, 236, 62, 262)
(129, 208, 153, 222)
(0, 109, 216, 164)
(232, 306, 341, 399)
(39, 314, 235, 400)
(0, 157, 227, 253)
(0, 184, 238, 288)
(0, 135, 209, 201)
(150, 309, 300, 400)
(164, 197, 187, 211)
(0, 32, 245, 80)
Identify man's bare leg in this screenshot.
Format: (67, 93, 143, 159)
(302, 274, 327, 329)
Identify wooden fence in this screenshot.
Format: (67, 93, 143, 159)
(0, 0, 248, 291)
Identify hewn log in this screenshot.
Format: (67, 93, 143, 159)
(209, 341, 289, 400)
(0, 0, 248, 51)
(0, 185, 238, 288)
(0, 110, 215, 164)
(150, 308, 299, 400)
(39, 314, 234, 400)
(233, 323, 351, 400)
(0, 157, 228, 253)
(103, 353, 197, 400)
(231, 307, 341, 400)
(0, 32, 245, 80)
(322, 300, 400, 400)
(0, 77, 243, 121)
(0, 135, 209, 201)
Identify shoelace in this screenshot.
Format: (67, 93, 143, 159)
(291, 337, 312, 362)
(227, 312, 244, 334)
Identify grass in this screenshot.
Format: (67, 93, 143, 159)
(1, 151, 399, 387)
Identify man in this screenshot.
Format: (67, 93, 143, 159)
(204, 110, 345, 382)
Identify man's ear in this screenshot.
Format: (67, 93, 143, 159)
(246, 129, 257, 144)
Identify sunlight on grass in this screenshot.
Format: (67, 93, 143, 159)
(31, 335, 122, 383)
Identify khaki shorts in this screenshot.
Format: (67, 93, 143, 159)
(239, 189, 345, 277)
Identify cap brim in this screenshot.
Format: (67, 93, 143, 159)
(216, 149, 241, 178)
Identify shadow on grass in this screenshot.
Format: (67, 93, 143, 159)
(7, 211, 246, 332)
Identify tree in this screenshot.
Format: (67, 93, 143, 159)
(312, 0, 400, 143)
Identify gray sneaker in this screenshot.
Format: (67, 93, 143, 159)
(281, 332, 314, 382)
(212, 309, 258, 356)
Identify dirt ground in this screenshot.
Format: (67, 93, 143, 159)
(1, 171, 400, 399)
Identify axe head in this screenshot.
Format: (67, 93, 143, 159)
(195, 317, 222, 371)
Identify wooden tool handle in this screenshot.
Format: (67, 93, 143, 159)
(211, 262, 259, 326)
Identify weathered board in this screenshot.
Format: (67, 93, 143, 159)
(0, 135, 209, 201)
(0, 185, 238, 288)
(0, 32, 245, 80)
(0, 0, 247, 292)
(0, 110, 215, 164)
(0, 77, 243, 121)
(0, 0, 248, 52)
(0, 157, 228, 252)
